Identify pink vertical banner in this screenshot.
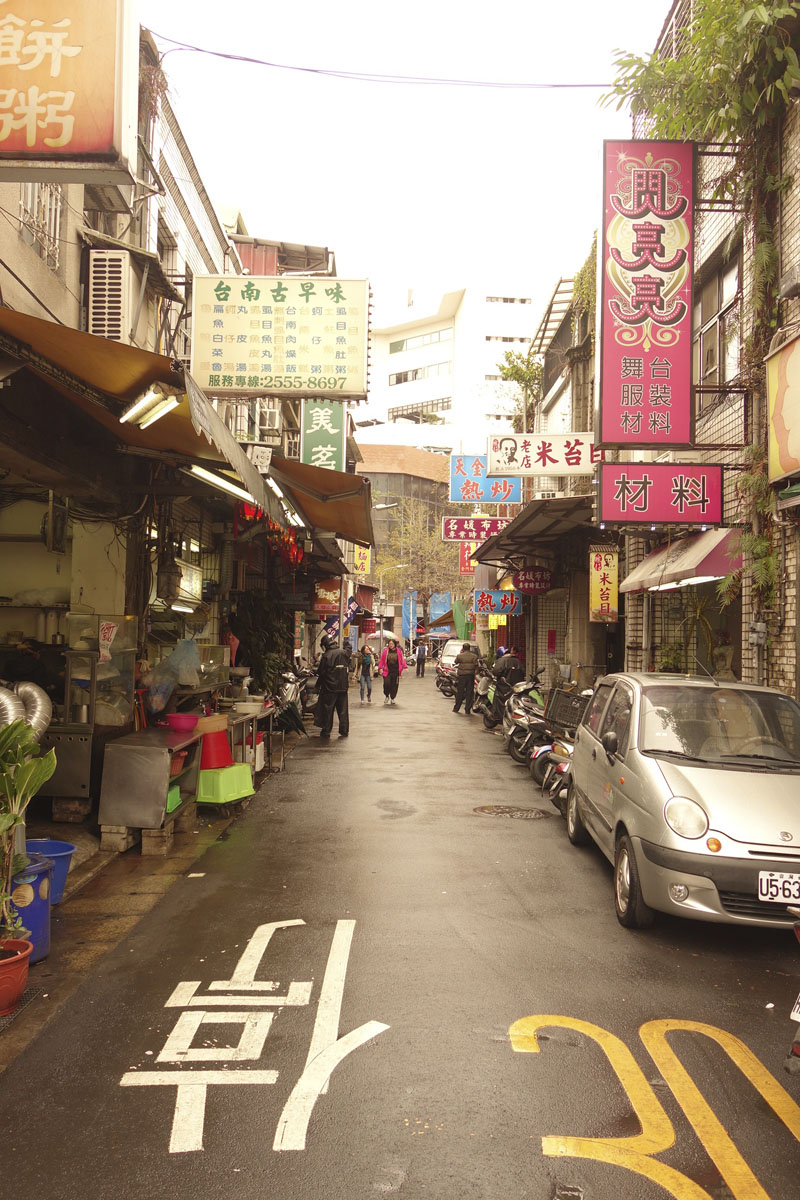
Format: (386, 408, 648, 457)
(599, 140, 695, 448)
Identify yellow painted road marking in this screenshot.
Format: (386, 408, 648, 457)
(509, 1015, 712, 1199)
(641, 1019, 800, 1200)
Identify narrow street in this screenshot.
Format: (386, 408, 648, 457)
(3, 674, 799, 1199)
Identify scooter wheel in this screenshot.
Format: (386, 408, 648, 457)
(529, 754, 550, 786)
(508, 733, 530, 764)
(483, 713, 498, 730)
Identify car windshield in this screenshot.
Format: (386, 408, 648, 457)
(640, 684, 800, 765)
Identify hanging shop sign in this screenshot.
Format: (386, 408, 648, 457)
(442, 516, 512, 541)
(300, 397, 346, 472)
(487, 433, 602, 476)
(190, 276, 369, 398)
(312, 578, 341, 615)
(474, 589, 523, 616)
(589, 546, 619, 624)
(352, 545, 371, 575)
(0, 0, 138, 184)
(598, 140, 694, 449)
(598, 463, 723, 526)
(459, 542, 478, 574)
(362, 617, 377, 635)
(449, 454, 522, 504)
(512, 568, 553, 595)
(766, 332, 800, 484)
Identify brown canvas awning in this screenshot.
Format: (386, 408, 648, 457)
(269, 457, 375, 548)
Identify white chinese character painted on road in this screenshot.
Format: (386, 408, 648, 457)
(120, 918, 388, 1154)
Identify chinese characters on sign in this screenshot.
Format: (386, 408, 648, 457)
(449, 454, 522, 504)
(487, 434, 602, 477)
(119, 918, 388, 1154)
(459, 541, 478, 575)
(442, 516, 512, 542)
(599, 141, 694, 449)
(589, 547, 619, 623)
(598, 463, 723, 525)
(473, 589, 522, 616)
(0, 1, 135, 176)
(313, 578, 341, 615)
(300, 398, 346, 471)
(352, 546, 371, 575)
(512, 568, 553, 595)
(190, 276, 369, 397)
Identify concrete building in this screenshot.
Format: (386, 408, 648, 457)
(360, 285, 534, 451)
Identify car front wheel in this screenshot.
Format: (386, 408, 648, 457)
(614, 834, 654, 928)
(565, 781, 588, 844)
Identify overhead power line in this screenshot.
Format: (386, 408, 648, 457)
(148, 32, 611, 90)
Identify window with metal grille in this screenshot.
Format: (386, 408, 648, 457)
(19, 182, 63, 270)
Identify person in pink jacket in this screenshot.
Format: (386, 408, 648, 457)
(377, 638, 407, 705)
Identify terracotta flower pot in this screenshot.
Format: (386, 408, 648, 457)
(0, 939, 33, 1017)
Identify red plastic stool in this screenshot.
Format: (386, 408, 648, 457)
(200, 730, 234, 770)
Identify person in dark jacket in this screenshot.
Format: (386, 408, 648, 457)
(493, 646, 524, 686)
(452, 642, 480, 714)
(315, 635, 350, 738)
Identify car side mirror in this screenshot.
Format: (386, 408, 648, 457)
(601, 730, 619, 758)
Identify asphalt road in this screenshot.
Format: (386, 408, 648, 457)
(3, 672, 800, 1199)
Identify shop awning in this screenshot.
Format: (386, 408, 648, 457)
(269, 457, 375, 548)
(0, 307, 282, 522)
(428, 609, 454, 628)
(473, 494, 595, 564)
(620, 528, 742, 593)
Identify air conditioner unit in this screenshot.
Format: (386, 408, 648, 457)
(88, 249, 135, 343)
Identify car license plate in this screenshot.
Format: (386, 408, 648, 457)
(792, 992, 800, 1024)
(757, 871, 800, 903)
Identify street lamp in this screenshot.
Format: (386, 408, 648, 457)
(377, 563, 407, 657)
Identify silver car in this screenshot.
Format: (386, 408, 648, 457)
(567, 672, 800, 929)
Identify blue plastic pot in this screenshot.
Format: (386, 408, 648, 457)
(12, 853, 53, 963)
(25, 839, 76, 905)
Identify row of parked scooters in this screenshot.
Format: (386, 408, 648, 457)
(435, 654, 592, 814)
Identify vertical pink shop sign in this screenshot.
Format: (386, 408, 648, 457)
(598, 140, 695, 448)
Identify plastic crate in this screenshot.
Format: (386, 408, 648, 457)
(544, 687, 592, 732)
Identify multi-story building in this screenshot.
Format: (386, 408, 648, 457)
(359, 285, 534, 451)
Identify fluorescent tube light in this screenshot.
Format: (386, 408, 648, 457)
(170, 602, 194, 613)
(187, 465, 255, 503)
(139, 396, 180, 429)
(119, 387, 159, 424)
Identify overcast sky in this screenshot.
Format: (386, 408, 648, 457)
(137, 0, 668, 323)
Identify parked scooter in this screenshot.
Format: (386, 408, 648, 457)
(472, 662, 493, 719)
(435, 662, 457, 698)
(501, 673, 547, 763)
(538, 734, 575, 814)
(785, 905, 800, 1076)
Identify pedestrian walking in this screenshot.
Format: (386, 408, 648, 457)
(415, 639, 428, 677)
(452, 641, 480, 714)
(314, 635, 350, 738)
(355, 642, 376, 704)
(377, 638, 407, 705)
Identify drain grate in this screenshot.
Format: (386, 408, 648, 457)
(474, 805, 553, 819)
(0, 986, 42, 1032)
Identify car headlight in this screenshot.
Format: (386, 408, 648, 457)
(664, 797, 709, 839)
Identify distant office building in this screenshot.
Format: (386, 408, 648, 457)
(360, 286, 534, 450)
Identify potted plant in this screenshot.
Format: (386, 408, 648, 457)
(0, 719, 56, 1015)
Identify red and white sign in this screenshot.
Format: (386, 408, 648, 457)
(599, 140, 694, 449)
(487, 434, 602, 476)
(598, 463, 723, 526)
(512, 568, 553, 595)
(459, 542, 477, 574)
(361, 618, 377, 635)
(442, 517, 512, 542)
